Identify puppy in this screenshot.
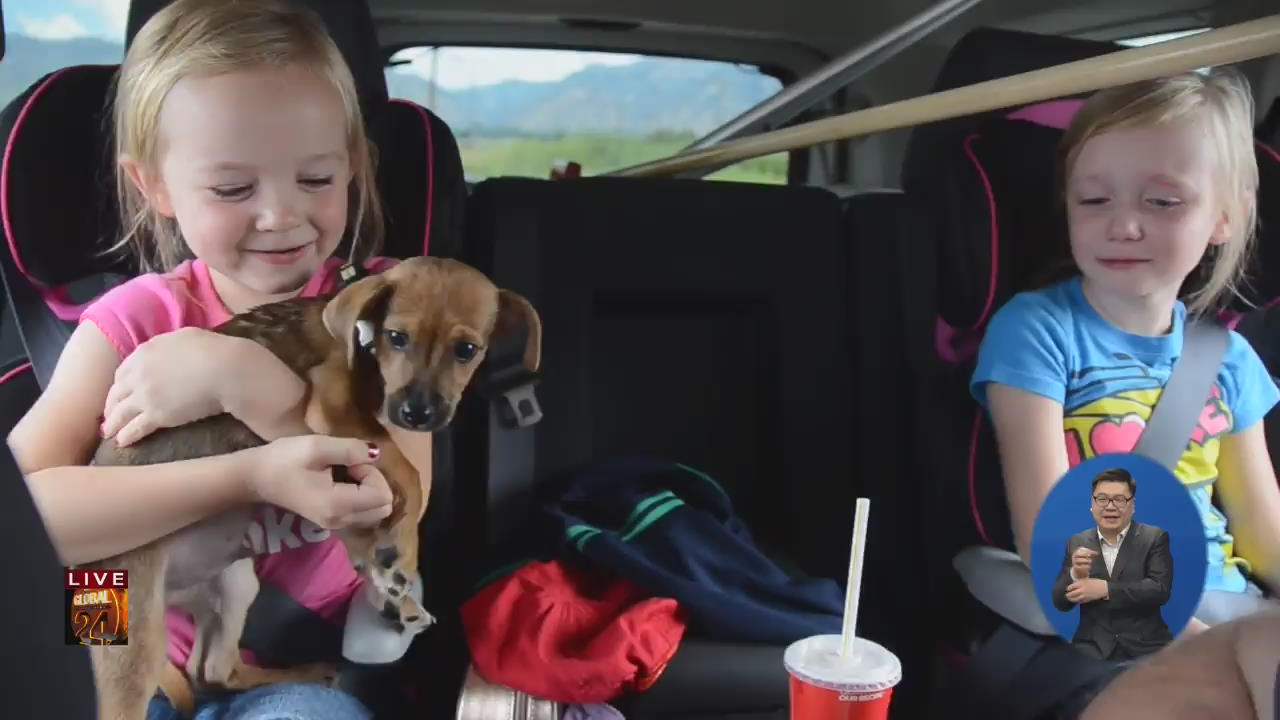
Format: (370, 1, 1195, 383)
(79, 257, 542, 720)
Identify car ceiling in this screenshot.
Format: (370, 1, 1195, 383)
(369, 0, 1243, 76)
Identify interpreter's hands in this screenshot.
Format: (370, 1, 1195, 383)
(102, 328, 244, 446)
(1066, 577, 1109, 604)
(1071, 546, 1098, 581)
(242, 435, 393, 530)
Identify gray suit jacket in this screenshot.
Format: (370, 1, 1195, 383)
(1051, 521, 1173, 660)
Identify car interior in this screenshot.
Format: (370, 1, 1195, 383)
(2, 0, 1279, 718)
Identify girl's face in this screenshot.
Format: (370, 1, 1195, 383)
(127, 63, 352, 306)
(1065, 118, 1230, 307)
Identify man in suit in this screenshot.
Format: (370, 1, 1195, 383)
(1053, 468, 1173, 660)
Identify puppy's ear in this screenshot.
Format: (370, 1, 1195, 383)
(494, 290, 542, 373)
(323, 274, 393, 367)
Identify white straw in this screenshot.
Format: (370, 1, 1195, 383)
(840, 497, 871, 658)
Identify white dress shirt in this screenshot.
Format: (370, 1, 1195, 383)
(1097, 523, 1130, 576)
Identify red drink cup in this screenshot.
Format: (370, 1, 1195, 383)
(784, 634, 902, 720)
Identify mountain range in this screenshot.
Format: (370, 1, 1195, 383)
(2, 33, 780, 137)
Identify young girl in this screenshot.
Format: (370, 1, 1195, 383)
(971, 69, 1280, 639)
(7, 0, 430, 717)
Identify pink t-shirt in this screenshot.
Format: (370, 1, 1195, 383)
(80, 255, 399, 670)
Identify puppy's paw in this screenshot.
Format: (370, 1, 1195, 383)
(377, 592, 435, 634)
(365, 555, 434, 634)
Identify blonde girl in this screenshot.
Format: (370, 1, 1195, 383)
(8, 1, 430, 717)
(971, 69, 1280, 642)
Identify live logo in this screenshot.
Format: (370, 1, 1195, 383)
(64, 569, 130, 646)
(65, 569, 128, 589)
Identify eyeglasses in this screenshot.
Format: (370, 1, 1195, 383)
(1093, 495, 1132, 508)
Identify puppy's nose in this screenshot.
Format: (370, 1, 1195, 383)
(398, 401, 434, 429)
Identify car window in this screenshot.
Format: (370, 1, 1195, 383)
(1116, 27, 1210, 47)
(1, 0, 126, 109)
(385, 46, 789, 184)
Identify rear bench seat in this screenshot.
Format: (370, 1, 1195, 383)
(460, 175, 882, 718)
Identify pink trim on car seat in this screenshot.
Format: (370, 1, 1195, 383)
(1258, 139, 1280, 165)
(968, 408, 993, 546)
(389, 99, 435, 256)
(0, 361, 32, 386)
(931, 134, 1003, 365)
(1005, 99, 1084, 130)
(2, 66, 117, 322)
(963, 134, 999, 335)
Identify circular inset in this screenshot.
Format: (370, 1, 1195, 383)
(1031, 453, 1206, 660)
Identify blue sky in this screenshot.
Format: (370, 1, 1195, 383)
(7, 0, 127, 41)
(4, 0, 643, 90)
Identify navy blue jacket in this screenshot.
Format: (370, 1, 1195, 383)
(531, 457, 845, 644)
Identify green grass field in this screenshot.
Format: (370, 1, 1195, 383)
(458, 133, 788, 184)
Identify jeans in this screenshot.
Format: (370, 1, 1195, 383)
(145, 683, 372, 720)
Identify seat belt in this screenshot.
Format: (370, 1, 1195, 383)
(955, 317, 1231, 720)
(1132, 319, 1230, 469)
(476, 185, 545, 548)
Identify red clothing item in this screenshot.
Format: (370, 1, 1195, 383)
(461, 560, 687, 704)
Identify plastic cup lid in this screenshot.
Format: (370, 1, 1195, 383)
(784, 634, 902, 693)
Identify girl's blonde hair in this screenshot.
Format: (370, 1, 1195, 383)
(110, 0, 384, 273)
(1058, 68, 1259, 315)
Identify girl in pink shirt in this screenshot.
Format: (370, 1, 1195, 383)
(7, 1, 431, 717)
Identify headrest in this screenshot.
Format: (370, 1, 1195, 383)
(0, 66, 128, 319)
(926, 100, 1280, 364)
(1239, 141, 1280, 315)
(1260, 96, 1280, 149)
(926, 109, 1074, 359)
(903, 27, 1120, 194)
(1, 65, 465, 321)
(125, 0, 388, 121)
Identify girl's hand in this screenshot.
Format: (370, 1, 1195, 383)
(102, 328, 243, 446)
(241, 435, 393, 529)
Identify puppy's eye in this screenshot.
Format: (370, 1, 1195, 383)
(454, 341, 479, 363)
(386, 330, 409, 350)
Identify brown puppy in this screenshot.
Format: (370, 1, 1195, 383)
(79, 257, 542, 720)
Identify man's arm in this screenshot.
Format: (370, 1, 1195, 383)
(1053, 536, 1079, 612)
(1106, 529, 1173, 610)
(1081, 609, 1280, 720)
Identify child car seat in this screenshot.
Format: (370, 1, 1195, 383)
(0, 0, 465, 389)
(894, 31, 1123, 678)
(0, 0, 470, 716)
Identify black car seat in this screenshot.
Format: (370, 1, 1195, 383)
(1259, 96, 1280, 149)
(460, 176, 863, 719)
(0, 0, 469, 716)
(0, 439, 98, 719)
(840, 186, 941, 720)
(897, 28, 1125, 720)
(1, 0, 466, 389)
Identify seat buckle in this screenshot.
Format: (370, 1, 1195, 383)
(499, 380, 543, 429)
(483, 363, 544, 429)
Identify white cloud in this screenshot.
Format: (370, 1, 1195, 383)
(73, 0, 130, 38)
(19, 13, 90, 40)
(390, 47, 641, 90)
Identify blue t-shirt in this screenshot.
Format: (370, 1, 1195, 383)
(971, 276, 1279, 593)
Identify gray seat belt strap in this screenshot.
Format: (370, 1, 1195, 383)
(1132, 319, 1230, 471)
